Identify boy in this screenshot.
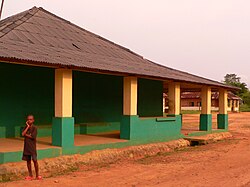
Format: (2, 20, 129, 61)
(22, 115, 42, 180)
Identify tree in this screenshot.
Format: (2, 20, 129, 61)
(224, 74, 241, 84)
(242, 92, 250, 106)
(223, 74, 249, 97)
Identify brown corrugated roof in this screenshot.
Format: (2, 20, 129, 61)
(0, 7, 238, 89)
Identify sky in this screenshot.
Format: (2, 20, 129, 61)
(2, 0, 250, 87)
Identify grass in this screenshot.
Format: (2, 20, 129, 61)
(240, 104, 250, 112)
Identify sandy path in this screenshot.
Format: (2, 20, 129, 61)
(1, 113, 250, 187)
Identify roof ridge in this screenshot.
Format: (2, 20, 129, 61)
(0, 6, 39, 38)
(37, 7, 144, 59)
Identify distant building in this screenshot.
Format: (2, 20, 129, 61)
(164, 92, 241, 112)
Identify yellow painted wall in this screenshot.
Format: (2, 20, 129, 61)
(168, 82, 180, 115)
(219, 89, 228, 114)
(201, 86, 211, 114)
(123, 77, 137, 115)
(55, 69, 72, 117)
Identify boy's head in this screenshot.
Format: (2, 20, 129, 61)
(26, 115, 35, 125)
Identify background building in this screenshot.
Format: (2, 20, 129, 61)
(164, 92, 241, 112)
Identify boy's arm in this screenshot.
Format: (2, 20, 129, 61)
(25, 134, 33, 139)
(24, 128, 37, 139)
(21, 124, 30, 137)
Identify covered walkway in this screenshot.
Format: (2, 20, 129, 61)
(0, 132, 125, 153)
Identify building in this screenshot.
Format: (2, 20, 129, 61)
(167, 92, 241, 112)
(0, 7, 238, 164)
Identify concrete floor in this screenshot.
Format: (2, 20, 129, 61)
(0, 131, 126, 153)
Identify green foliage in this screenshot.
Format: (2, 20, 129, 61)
(223, 74, 249, 97)
(224, 74, 250, 110)
(242, 92, 250, 106)
(240, 104, 250, 112)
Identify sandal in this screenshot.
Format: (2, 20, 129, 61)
(36, 176, 42, 180)
(25, 176, 33, 181)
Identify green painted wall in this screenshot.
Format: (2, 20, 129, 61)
(120, 115, 182, 141)
(217, 114, 228, 130)
(73, 71, 123, 133)
(52, 117, 74, 147)
(0, 62, 54, 138)
(138, 78, 163, 117)
(199, 114, 212, 131)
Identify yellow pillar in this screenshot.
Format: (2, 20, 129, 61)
(179, 91, 182, 114)
(219, 89, 228, 114)
(55, 69, 73, 117)
(163, 97, 166, 112)
(201, 86, 211, 114)
(168, 82, 180, 115)
(233, 100, 236, 112)
(200, 86, 212, 131)
(53, 69, 74, 147)
(123, 77, 137, 115)
(218, 89, 228, 130)
(237, 100, 240, 112)
(229, 100, 233, 111)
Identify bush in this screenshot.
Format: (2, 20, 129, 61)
(240, 104, 250, 112)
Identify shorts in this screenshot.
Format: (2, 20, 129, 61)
(22, 154, 37, 161)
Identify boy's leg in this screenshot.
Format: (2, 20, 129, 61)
(33, 160, 39, 178)
(27, 160, 33, 177)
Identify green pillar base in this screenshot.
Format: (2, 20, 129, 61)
(199, 114, 212, 131)
(52, 117, 74, 148)
(120, 115, 138, 140)
(217, 114, 228, 130)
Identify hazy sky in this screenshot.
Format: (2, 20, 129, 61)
(2, 1, 250, 87)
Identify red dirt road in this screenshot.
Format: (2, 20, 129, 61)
(1, 113, 250, 187)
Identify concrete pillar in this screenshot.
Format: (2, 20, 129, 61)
(179, 90, 182, 114)
(120, 77, 138, 139)
(237, 100, 240, 112)
(163, 97, 166, 113)
(200, 86, 212, 131)
(229, 100, 233, 111)
(52, 69, 74, 147)
(219, 89, 228, 115)
(232, 100, 237, 112)
(217, 89, 228, 130)
(168, 82, 180, 116)
(123, 77, 137, 115)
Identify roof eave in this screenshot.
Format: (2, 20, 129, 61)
(0, 57, 240, 91)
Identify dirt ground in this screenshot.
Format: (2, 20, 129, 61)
(1, 112, 250, 187)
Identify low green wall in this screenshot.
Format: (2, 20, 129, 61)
(120, 115, 182, 141)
